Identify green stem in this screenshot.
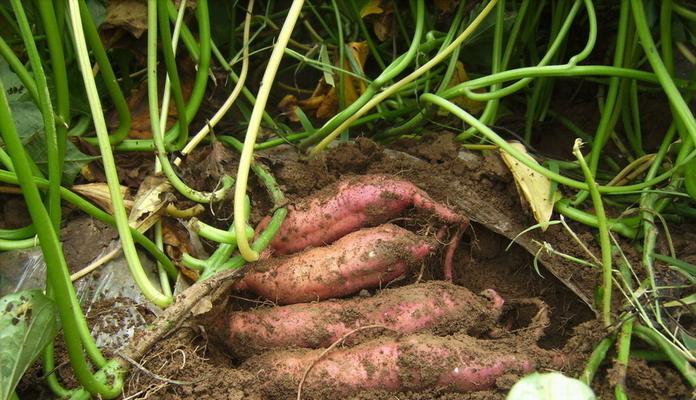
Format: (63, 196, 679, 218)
(77, 0, 131, 145)
(555, 200, 639, 238)
(35, 0, 69, 192)
(631, 0, 696, 147)
(587, 0, 630, 183)
(146, 0, 232, 204)
(189, 218, 254, 244)
(580, 336, 614, 384)
(443, 65, 696, 98)
(0, 224, 35, 240)
(633, 325, 696, 386)
(11, 0, 61, 231)
(614, 318, 634, 400)
(233, 0, 304, 261)
(573, 139, 613, 327)
(0, 34, 39, 102)
(70, 0, 172, 308)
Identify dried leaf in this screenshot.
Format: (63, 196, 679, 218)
(360, 0, 384, 18)
(128, 176, 174, 232)
(101, 0, 148, 38)
(371, 1, 394, 41)
(72, 183, 133, 214)
(499, 142, 558, 230)
(162, 218, 193, 263)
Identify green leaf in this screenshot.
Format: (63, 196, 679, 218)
(507, 372, 596, 400)
(1, 58, 96, 185)
(0, 290, 59, 400)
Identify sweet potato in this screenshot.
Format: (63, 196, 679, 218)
(235, 224, 435, 304)
(243, 334, 536, 397)
(257, 174, 467, 256)
(215, 282, 505, 358)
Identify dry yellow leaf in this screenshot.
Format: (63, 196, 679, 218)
(499, 142, 558, 230)
(72, 183, 133, 214)
(360, 0, 384, 18)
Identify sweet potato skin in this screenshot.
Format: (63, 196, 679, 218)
(216, 282, 505, 357)
(235, 224, 435, 304)
(243, 334, 535, 397)
(257, 174, 466, 255)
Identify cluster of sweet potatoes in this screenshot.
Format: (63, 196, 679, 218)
(214, 175, 550, 398)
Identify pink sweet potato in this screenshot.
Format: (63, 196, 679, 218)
(235, 224, 435, 304)
(257, 174, 467, 256)
(243, 334, 535, 397)
(215, 282, 505, 357)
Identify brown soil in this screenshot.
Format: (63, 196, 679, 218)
(110, 137, 691, 400)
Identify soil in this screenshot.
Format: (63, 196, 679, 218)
(99, 136, 690, 400)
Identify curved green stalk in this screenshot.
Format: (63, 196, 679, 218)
(77, 0, 132, 145)
(383, 0, 470, 138)
(189, 218, 254, 244)
(444, 65, 696, 99)
(11, 0, 61, 231)
(586, 0, 630, 182)
(111, 0, 213, 152)
(234, 0, 304, 261)
(463, 0, 595, 104)
(573, 139, 613, 327)
(146, 0, 232, 204)
(631, 0, 696, 146)
(459, 0, 513, 139)
(0, 224, 35, 240)
(580, 335, 614, 384)
(157, 0, 188, 150)
(0, 236, 37, 250)
(69, 0, 172, 308)
(176, 0, 254, 164)
(614, 318, 634, 400)
(36, 0, 69, 193)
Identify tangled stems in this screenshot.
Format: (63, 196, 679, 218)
(146, 0, 232, 204)
(176, 0, 255, 165)
(69, 0, 172, 307)
(308, 0, 498, 155)
(194, 136, 288, 280)
(299, 0, 426, 148)
(234, 0, 304, 262)
(633, 325, 696, 386)
(0, 71, 124, 400)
